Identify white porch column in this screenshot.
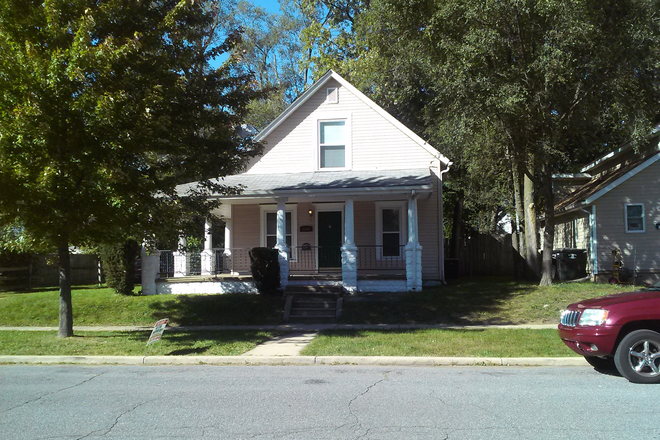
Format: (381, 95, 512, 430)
(275, 198, 289, 289)
(173, 235, 189, 277)
(342, 198, 358, 294)
(221, 218, 233, 275)
(140, 246, 161, 295)
(201, 219, 214, 276)
(405, 192, 423, 291)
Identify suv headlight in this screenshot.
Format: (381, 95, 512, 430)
(578, 309, 609, 326)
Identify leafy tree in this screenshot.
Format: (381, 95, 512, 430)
(324, 0, 660, 284)
(0, 0, 262, 336)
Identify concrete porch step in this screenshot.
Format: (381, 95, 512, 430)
(284, 285, 344, 322)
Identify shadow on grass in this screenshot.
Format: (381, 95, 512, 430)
(340, 277, 537, 325)
(148, 294, 285, 326)
(73, 330, 274, 356)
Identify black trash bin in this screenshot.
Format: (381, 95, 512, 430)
(552, 249, 587, 281)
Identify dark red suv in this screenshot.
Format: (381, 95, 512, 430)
(558, 286, 660, 383)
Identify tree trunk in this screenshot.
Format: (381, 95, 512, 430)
(450, 193, 464, 259)
(58, 243, 74, 338)
(523, 170, 539, 280)
(510, 152, 526, 279)
(539, 170, 555, 286)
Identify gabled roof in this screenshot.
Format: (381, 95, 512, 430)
(555, 151, 660, 214)
(255, 70, 451, 167)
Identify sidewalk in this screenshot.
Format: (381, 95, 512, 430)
(0, 323, 587, 367)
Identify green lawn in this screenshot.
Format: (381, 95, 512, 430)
(302, 328, 579, 357)
(339, 278, 635, 325)
(0, 330, 276, 356)
(0, 286, 284, 326)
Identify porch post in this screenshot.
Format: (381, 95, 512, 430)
(276, 198, 289, 290)
(342, 197, 358, 294)
(405, 192, 423, 291)
(222, 218, 233, 275)
(173, 235, 189, 277)
(201, 219, 214, 276)
(140, 246, 161, 295)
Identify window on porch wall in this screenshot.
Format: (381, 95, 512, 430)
(382, 208, 401, 257)
(265, 212, 292, 248)
(375, 202, 407, 259)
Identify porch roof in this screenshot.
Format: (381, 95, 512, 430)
(180, 168, 434, 199)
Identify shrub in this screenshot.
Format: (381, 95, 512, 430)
(100, 239, 140, 295)
(249, 247, 281, 295)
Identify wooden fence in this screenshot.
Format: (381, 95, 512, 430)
(0, 254, 101, 291)
(445, 232, 515, 279)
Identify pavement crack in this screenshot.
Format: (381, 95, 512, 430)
(2, 372, 106, 414)
(345, 373, 387, 439)
(76, 398, 158, 439)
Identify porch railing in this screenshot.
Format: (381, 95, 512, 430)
(357, 245, 406, 273)
(213, 248, 251, 275)
(288, 245, 406, 274)
(158, 245, 407, 278)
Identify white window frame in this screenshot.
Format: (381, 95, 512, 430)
(314, 113, 352, 171)
(625, 203, 645, 233)
(260, 205, 298, 259)
(375, 201, 407, 260)
(326, 87, 338, 104)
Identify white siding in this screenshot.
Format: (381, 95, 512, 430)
(594, 160, 660, 274)
(245, 79, 437, 174)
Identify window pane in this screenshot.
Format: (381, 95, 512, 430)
(320, 121, 345, 144)
(382, 209, 400, 232)
(627, 205, 644, 231)
(266, 235, 276, 249)
(266, 213, 276, 235)
(383, 233, 400, 256)
(286, 212, 292, 234)
(321, 145, 345, 168)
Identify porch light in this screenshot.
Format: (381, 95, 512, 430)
(308, 209, 313, 217)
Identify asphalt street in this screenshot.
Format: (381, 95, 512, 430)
(1, 364, 657, 440)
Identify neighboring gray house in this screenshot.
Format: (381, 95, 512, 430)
(142, 70, 452, 295)
(553, 138, 660, 284)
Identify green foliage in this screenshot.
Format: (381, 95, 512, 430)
(100, 239, 140, 296)
(249, 247, 281, 295)
(0, 0, 262, 252)
(0, 0, 264, 333)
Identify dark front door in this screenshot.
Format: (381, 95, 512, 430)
(317, 211, 342, 268)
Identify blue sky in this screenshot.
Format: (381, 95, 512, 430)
(251, 0, 281, 13)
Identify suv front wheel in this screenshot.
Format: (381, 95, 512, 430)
(614, 330, 660, 384)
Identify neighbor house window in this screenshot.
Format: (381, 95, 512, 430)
(625, 204, 645, 233)
(375, 202, 407, 258)
(319, 120, 345, 168)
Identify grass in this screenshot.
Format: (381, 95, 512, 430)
(0, 330, 276, 356)
(0, 286, 284, 327)
(301, 329, 579, 357)
(0, 279, 640, 357)
(339, 278, 636, 325)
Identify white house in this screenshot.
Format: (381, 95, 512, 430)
(142, 70, 452, 295)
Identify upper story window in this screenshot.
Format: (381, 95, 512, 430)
(319, 120, 346, 168)
(326, 87, 338, 104)
(625, 203, 645, 233)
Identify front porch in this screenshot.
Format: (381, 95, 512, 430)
(145, 253, 409, 296)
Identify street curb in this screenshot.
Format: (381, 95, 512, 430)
(0, 355, 588, 367)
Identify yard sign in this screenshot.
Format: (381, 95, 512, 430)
(147, 318, 169, 345)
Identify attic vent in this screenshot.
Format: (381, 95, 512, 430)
(326, 87, 338, 104)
